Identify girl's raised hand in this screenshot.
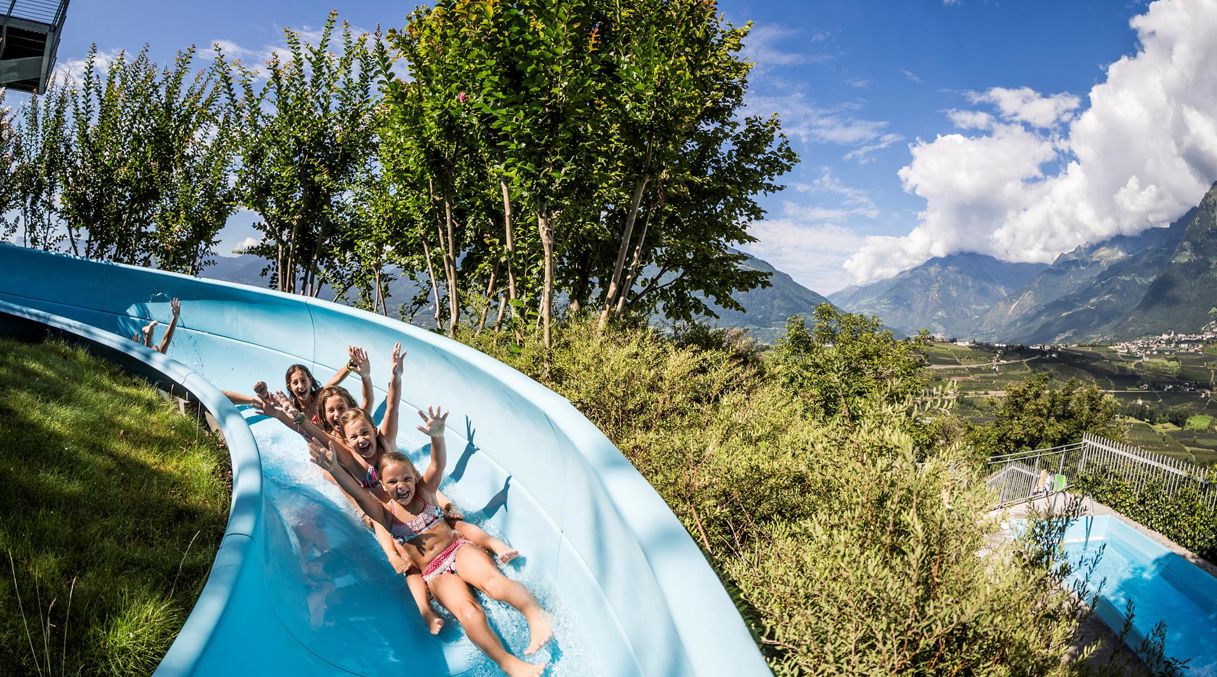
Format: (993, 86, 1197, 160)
(170, 297, 181, 318)
(416, 406, 448, 438)
(308, 440, 339, 472)
(390, 342, 405, 377)
(349, 346, 371, 378)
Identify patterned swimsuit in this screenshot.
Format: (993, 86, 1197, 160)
(389, 501, 469, 582)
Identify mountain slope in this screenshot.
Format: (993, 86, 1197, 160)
(828, 253, 1047, 337)
(985, 182, 1217, 343)
(1115, 185, 1217, 338)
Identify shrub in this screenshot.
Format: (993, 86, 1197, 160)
(462, 315, 1094, 673)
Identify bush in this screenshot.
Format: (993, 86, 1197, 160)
(462, 315, 1092, 673)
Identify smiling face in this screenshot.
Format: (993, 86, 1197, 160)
(323, 394, 350, 431)
(287, 367, 313, 400)
(343, 416, 378, 460)
(380, 459, 418, 505)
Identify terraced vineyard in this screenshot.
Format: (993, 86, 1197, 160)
(927, 341, 1217, 464)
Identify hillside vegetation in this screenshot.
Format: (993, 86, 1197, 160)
(0, 338, 229, 674)
(464, 306, 1101, 674)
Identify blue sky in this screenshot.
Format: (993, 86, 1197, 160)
(31, 0, 1217, 293)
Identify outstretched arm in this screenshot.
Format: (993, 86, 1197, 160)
(350, 346, 374, 413)
(157, 298, 181, 354)
(322, 348, 355, 389)
(309, 441, 391, 529)
(381, 342, 405, 447)
(417, 406, 449, 495)
(255, 392, 329, 445)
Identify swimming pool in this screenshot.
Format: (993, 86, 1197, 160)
(1061, 515, 1217, 675)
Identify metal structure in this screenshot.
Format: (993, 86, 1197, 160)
(0, 0, 70, 93)
(987, 433, 1217, 510)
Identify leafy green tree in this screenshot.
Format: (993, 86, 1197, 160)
(235, 13, 383, 295)
(593, 2, 797, 326)
(49, 45, 238, 272)
(0, 90, 19, 241)
(770, 303, 930, 421)
(972, 373, 1124, 456)
(10, 81, 70, 251)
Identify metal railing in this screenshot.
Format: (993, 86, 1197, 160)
(986, 434, 1216, 510)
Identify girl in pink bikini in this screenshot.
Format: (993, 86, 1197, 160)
(310, 407, 552, 677)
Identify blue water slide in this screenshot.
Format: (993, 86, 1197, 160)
(0, 244, 769, 677)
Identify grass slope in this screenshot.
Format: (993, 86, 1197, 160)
(0, 337, 230, 675)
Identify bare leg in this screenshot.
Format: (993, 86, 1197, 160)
(456, 545, 552, 655)
(368, 521, 443, 634)
(428, 574, 544, 677)
(454, 521, 518, 565)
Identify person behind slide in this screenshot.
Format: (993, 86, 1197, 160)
(310, 409, 552, 677)
(132, 297, 180, 354)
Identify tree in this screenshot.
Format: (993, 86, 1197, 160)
(0, 90, 20, 241)
(769, 304, 930, 421)
(384, 0, 796, 346)
(47, 45, 239, 271)
(10, 81, 69, 251)
(972, 373, 1124, 456)
(236, 12, 383, 295)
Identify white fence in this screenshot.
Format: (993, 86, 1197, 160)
(986, 434, 1216, 509)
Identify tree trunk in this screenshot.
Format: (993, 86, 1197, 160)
(599, 176, 649, 329)
(477, 265, 497, 333)
(493, 293, 507, 331)
(500, 175, 518, 311)
(615, 201, 655, 316)
(421, 239, 443, 330)
(537, 201, 555, 350)
(442, 196, 459, 336)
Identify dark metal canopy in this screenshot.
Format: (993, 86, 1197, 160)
(0, 0, 71, 93)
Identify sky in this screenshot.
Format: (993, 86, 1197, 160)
(18, 0, 1217, 293)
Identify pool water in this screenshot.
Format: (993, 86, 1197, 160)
(1062, 516, 1217, 675)
(247, 409, 597, 676)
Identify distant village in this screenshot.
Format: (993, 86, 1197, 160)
(1111, 329, 1217, 357)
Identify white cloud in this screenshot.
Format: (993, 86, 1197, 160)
(900, 68, 923, 84)
(232, 236, 261, 254)
(743, 25, 830, 68)
(52, 49, 122, 84)
(746, 220, 869, 294)
(842, 132, 904, 163)
(946, 109, 995, 130)
(847, 78, 871, 89)
(747, 92, 898, 150)
(745, 171, 878, 293)
(967, 86, 1081, 128)
(846, 0, 1217, 283)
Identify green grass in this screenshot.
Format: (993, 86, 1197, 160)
(1186, 414, 1214, 431)
(0, 337, 229, 675)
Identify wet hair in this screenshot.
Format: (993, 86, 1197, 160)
(377, 450, 416, 479)
(315, 385, 358, 433)
(285, 364, 320, 412)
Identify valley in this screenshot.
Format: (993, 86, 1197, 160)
(927, 339, 1217, 464)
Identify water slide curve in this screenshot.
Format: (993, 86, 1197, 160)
(0, 244, 769, 677)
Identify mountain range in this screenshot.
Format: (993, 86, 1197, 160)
(201, 250, 832, 343)
(828, 253, 1047, 338)
(832, 181, 1217, 343)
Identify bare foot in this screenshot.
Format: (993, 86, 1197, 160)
(141, 321, 158, 340)
(496, 546, 519, 566)
(501, 656, 546, 677)
(523, 609, 553, 656)
(422, 609, 444, 635)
